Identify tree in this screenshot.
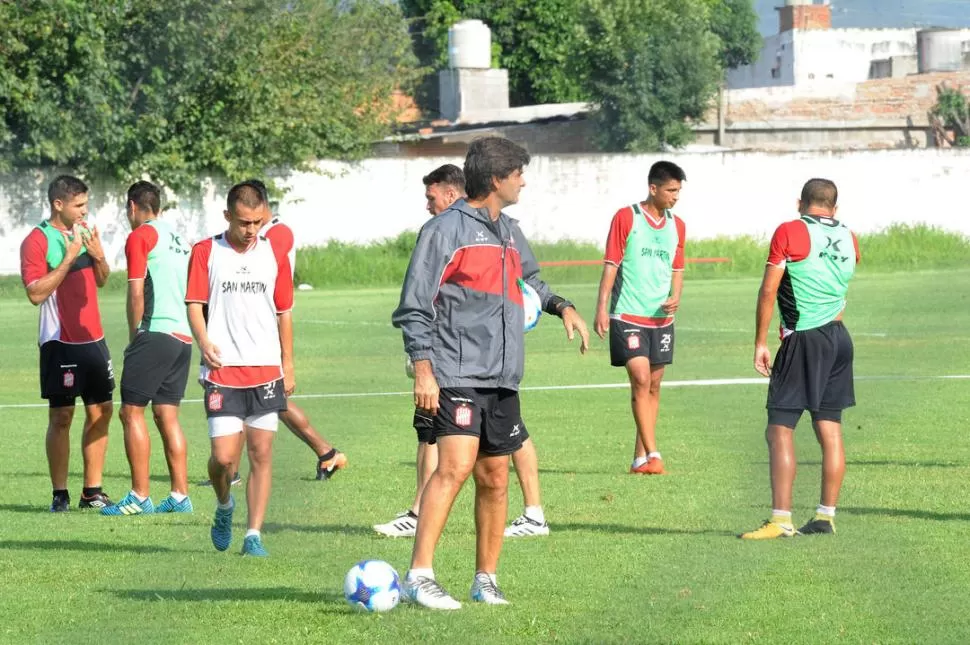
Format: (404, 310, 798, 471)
(931, 84, 970, 147)
(0, 0, 419, 192)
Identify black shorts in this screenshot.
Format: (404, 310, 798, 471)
(120, 332, 192, 406)
(435, 388, 528, 457)
(40, 339, 115, 408)
(203, 379, 288, 419)
(766, 320, 855, 427)
(413, 408, 434, 444)
(609, 320, 675, 367)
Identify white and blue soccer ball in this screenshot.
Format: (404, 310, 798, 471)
(520, 279, 543, 333)
(343, 560, 401, 612)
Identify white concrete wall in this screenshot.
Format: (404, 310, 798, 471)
(2, 149, 970, 275)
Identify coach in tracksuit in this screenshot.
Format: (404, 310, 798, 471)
(392, 137, 589, 610)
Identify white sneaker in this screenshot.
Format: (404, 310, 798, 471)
(470, 572, 509, 605)
(402, 575, 462, 610)
(504, 514, 550, 538)
(373, 511, 418, 537)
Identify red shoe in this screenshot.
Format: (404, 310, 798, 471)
(630, 457, 665, 475)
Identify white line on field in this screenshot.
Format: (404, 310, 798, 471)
(0, 374, 966, 410)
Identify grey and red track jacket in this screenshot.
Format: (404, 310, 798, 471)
(392, 199, 561, 391)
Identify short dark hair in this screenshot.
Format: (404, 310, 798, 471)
(127, 181, 161, 214)
(648, 161, 686, 186)
(463, 137, 530, 200)
(48, 175, 88, 206)
(423, 164, 465, 191)
(227, 181, 268, 213)
(800, 178, 838, 210)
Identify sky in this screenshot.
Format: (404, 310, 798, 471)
(756, 0, 970, 35)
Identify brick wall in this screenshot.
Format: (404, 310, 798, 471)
(779, 5, 832, 33)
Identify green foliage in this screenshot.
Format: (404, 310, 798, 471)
(931, 84, 970, 147)
(0, 1, 419, 192)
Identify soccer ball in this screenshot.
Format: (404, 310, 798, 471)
(520, 279, 543, 333)
(343, 560, 401, 612)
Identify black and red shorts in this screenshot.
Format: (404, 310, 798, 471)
(435, 388, 528, 456)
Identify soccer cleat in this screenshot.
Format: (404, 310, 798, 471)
(504, 514, 550, 538)
(402, 576, 462, 610)
(50, 496, 70, 513)
(470, 573, 510, 605)
(198, 472, 241, 487)
(798, 516, 836, 535)
(373, 511, 418, 537)
(100, 492, 155, 516)
(78, 492, 113, 509)
(241, 534, 269, 557)
(210, 496, 235, 552)
(316, 451, 348, 481)
(739, 520, 796, 540)
(155, 495, 194, 514)
(630, 457, 665, 475)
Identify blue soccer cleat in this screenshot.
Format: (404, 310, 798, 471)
(100, 492, 154, 516)
(210, 496, 234, 551)
(241, 534, 269, 557)
(156, 495, 194, 514)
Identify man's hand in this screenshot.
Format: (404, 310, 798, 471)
(81, 225, 106, 261)
(412, 359, 439, 416)
(661, 294, 680, 315)
(283, 360, 296, 396)
(754, 344, 772, 377)
(561, 307, 590, 354)
(64, 225, 84, 262)
(201, 341, 223, 370)
(594, 308, 610, 340)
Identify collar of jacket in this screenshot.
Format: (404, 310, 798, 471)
(449, 198, 519, 228)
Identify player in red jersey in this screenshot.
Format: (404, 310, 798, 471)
(20, 175, 114, 512)
(186, 183, 295, 556)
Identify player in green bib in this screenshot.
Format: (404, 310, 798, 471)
(741, 178, 861, 540)
(595, 161, 687, 476)
(102, 182, 194, 517)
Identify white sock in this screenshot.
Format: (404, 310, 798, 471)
(407, 568, 434, 582)
(245, 529, 260, 539)
(647, 451, 662, 460)
(130, 490, 147, 503)
(217, 498, 234, 510)
(817, 504, 836, 518)
(170, 491, 188, 503)
(631, 456, 648, 468)
(524, 505, 545, 524)
(771, 509, 793, 525)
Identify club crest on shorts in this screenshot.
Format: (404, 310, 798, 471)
(208, 390, 223, 411)
(627, 334, 641, 350)
(455, 404, 472, 428)
(63, 370, 75, 388)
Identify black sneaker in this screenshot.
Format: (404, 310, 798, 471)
(199, 472, 241, 487)
(798, 517, 836, 535)
(78, 492, 113, 509)
(50, 497, 70, 513)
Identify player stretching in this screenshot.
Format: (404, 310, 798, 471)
(102, 182, 193, 516)
(394, 138, 589, 610)
(20, 176, 114, 511)
(595, 162, 686, 475)
(375, 164, 552, 539)
(741, 178, 859, 539)
(186, 183, 295, 556)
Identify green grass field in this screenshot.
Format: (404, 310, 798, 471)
(1, 270, 969, 644)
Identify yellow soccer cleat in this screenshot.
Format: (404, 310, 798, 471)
(739, 520, 796, 540)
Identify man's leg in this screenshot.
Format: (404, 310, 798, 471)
(413, 440, 438, 514)
(280, 402, 347, 480)
(740, 418, 798, 539)
(244, 425, 275, 534)
(209, 425, 245, 551)
(119, 404, 152, 498)
(473, 453, 510, 575)
(505, 438, 548, 537)
(799, 416, 845, 535)
(79, 400, 112, 505)
(626, 358, 666, 473)
(47, 404, 76, 509)
(153, 404, 189, 496)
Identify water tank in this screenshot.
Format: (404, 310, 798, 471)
(448, 20, 491, 70)
(917, 29, 963, 73)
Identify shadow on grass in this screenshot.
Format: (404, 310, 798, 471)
(113, 587, 347, 606)
(538, 468, 621, 476)
(840, 507, 970, 522)
(556, 522, 735, 537)
(0, 504, 43, 514)
(0, 540, 173, 553)
(263, 522, 375, 536)
(752, 460, 963, 468)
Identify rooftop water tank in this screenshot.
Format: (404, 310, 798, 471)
(917, 29, 963, 73)
(448, 20, 491, 70)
